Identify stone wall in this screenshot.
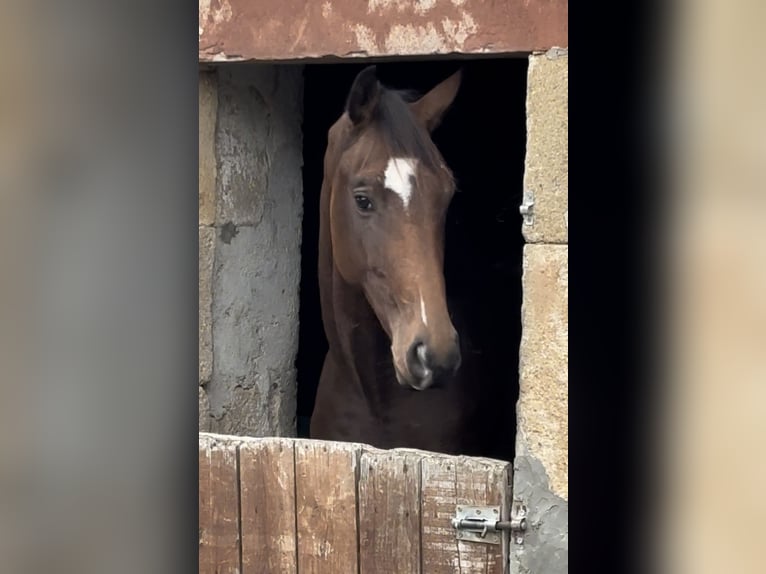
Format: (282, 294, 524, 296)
(198, 65, 304, 437)
(512, 48, 569, 574)
(196, 51, 569, 571)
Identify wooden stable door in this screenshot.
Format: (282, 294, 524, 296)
(199, 433, 512, 574)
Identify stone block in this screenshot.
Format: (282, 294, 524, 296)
(214, 65, 303, 227)
(199, 385, 212, 432)
(204, 65, 304, 437)
(199, 71, 218, 226)
(199, 226, 215, 385)
(517, 244, 568, 500)
(208, 217, 301, 436)
(523, 50, 568, 244)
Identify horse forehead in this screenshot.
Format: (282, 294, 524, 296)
(383, 157, 419, 209)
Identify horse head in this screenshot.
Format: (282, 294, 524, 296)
(323, 66, 463, 391)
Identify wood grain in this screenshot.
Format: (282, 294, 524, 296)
(199, 435, 241, 574)
(198, 433, 510, 574)
(421, 454, 461, 574)
(295, 440, 361, 574)
(420, 453, 511, 574)
(454, 457, 511, 574)
(239, 437, 297, 574)
(358, 448, 421, 574)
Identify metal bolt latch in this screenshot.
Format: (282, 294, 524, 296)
(451, 503, 528, 545)
(451, 506, 504, 545)
(519, 191, 535, 226)
(510, 499, 528, 545)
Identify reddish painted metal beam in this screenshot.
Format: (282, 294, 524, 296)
(199, 0, 568, 62)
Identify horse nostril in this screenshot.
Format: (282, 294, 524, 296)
(406, 340, 431, 380)
(417, 344, 428, 366)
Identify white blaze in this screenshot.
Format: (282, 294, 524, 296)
(383, 157, 418, 211)
(419, 290, 428, 326)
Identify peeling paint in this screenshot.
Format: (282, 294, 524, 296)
(374, 10, 478, 53)
(367, 0, 458, 17)
(352, 24, 378, 53)
(385, 23, 445, 53)
(368, 0, 410, 13)
(210, 51, 245, 63)
(199, 0, 568, 62)
(199, 0, 233, 29)
(441, 11, 478, 46)
(415, 0, 438, 14)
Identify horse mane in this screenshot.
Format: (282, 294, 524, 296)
(371, 87, 455, 185)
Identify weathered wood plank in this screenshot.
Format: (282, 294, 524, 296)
(197, 433, 509, 574)
(295, 440, 360, 574)
(455, 457, 510, 574)
(358, 448, 421, 574)
(421, 454, 511, 574)
(421, 455, 461, 573)
(240, 438, 297, 574)
(199, 435, 241, 574)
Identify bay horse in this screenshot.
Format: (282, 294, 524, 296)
(310, 66, 508, 460)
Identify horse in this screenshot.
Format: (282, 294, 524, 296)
(309, 66, 510, 461)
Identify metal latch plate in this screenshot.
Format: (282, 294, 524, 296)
(510, 499, 528, 545)
(452, 505, 503, 545)
(519, 190, 535, 226)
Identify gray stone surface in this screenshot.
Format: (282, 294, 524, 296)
(199, 71, 218, 226)
(199, 226, 215, 386)
(199, 386, 212, 432)
(511, 448, 568, 574)
(206, 64, 304, 437)
(214, 65, 303, 227)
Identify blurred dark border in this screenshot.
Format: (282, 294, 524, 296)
(5, 0, 667, 570)
(5, 1, 200, 572)
(570, 0, 664, 572)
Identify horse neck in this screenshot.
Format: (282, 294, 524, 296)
(318, 183, 396, 408)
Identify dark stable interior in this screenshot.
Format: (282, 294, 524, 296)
(296, 58, 527, 462)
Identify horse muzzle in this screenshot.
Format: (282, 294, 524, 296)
(396, 337, 461, 391)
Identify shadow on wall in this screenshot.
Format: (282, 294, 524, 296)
(296, 58, 528, 459)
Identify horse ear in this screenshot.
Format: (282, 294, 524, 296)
(346, 65, 381, 126)
(410, 69, 462, 132)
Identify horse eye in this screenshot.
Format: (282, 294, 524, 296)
(354, 194, 374, 212)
